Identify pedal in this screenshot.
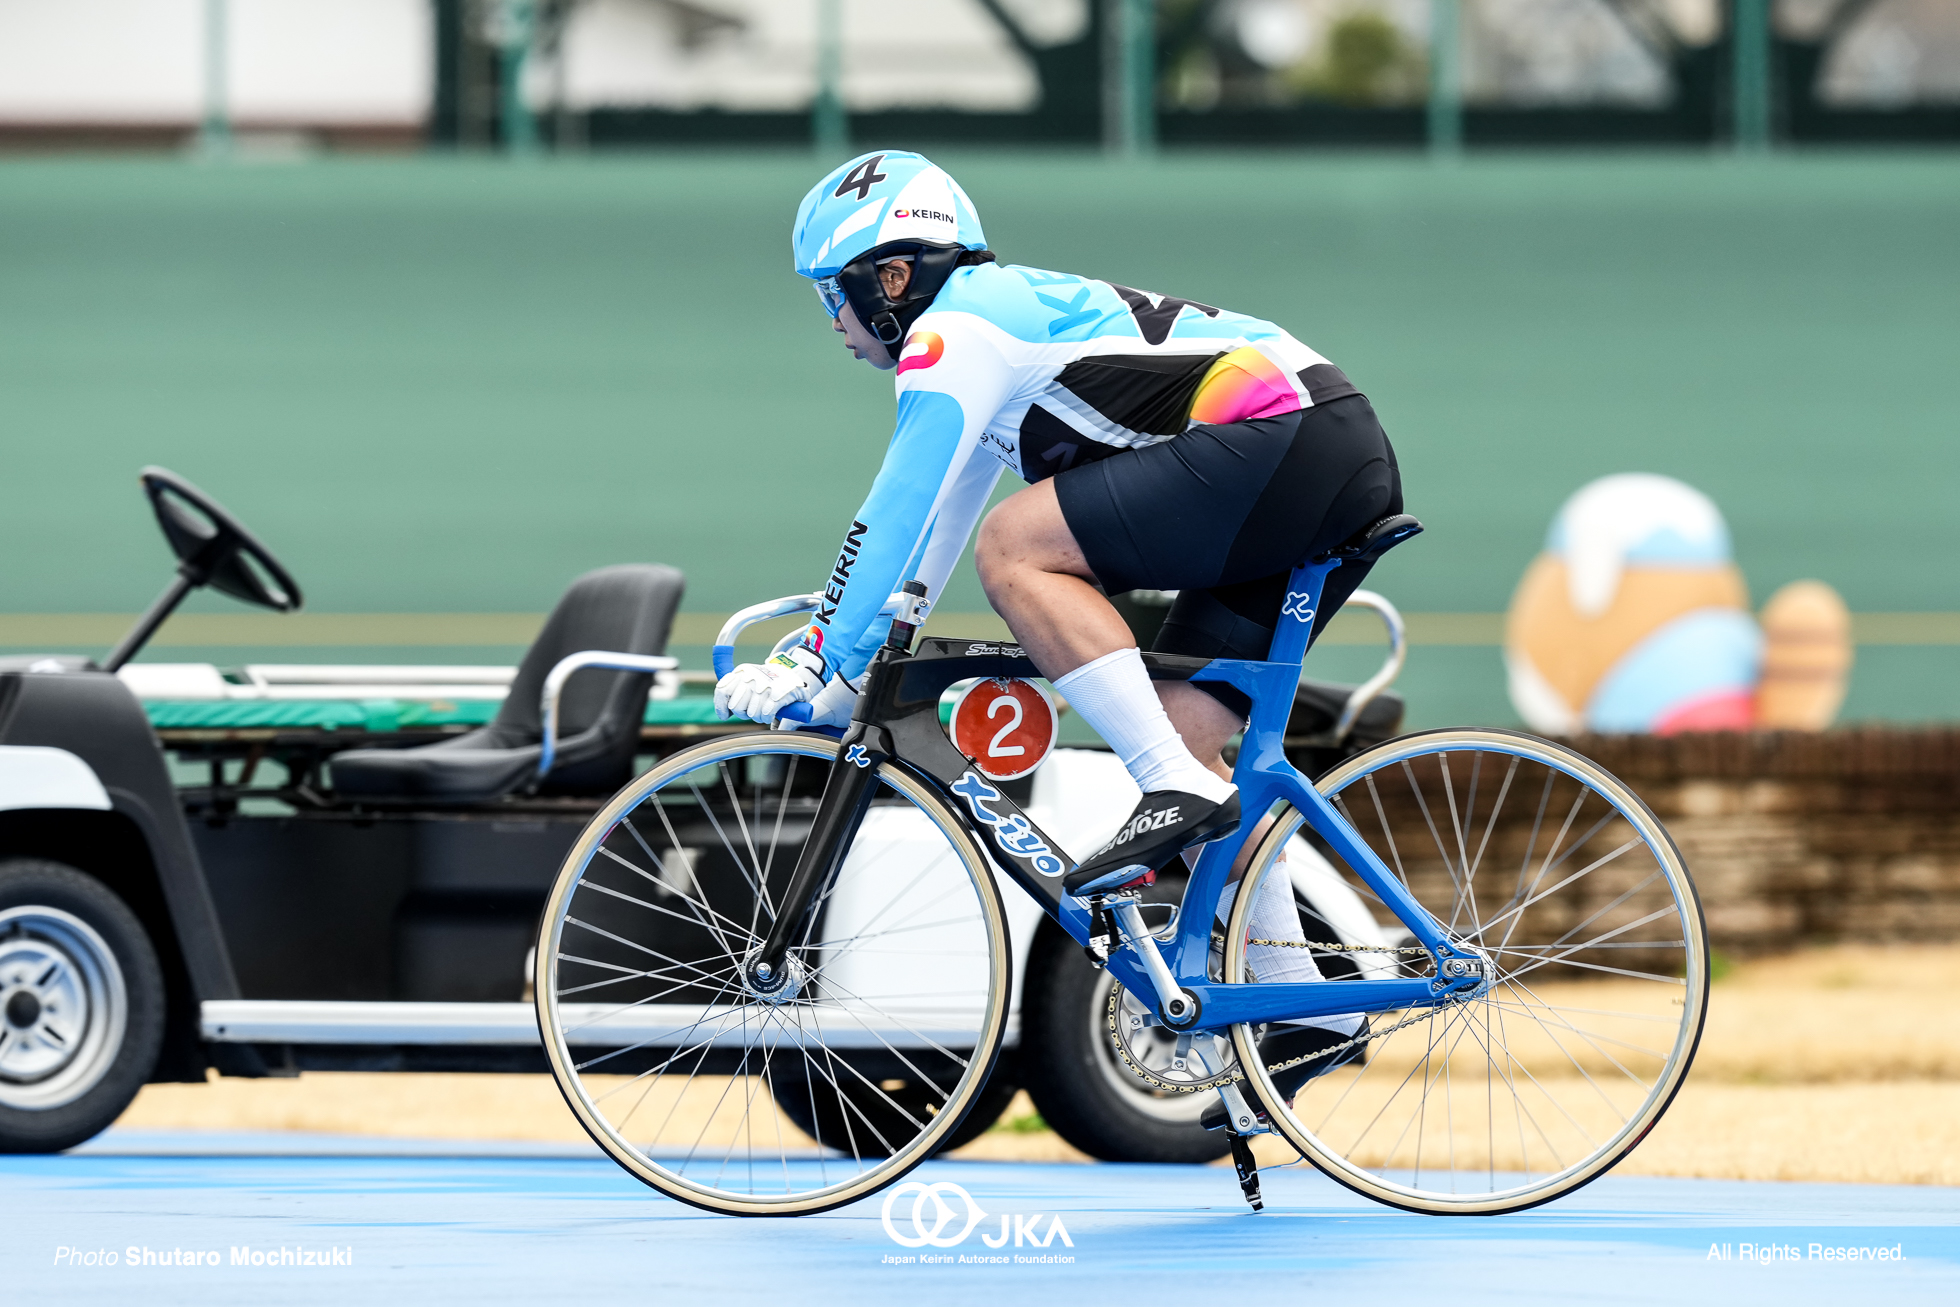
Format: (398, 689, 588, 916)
(1202, 1082, 1269, 1135)
(1226, 1131, 1264, 1212)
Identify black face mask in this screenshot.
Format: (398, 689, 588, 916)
(836, 245, 997, 348)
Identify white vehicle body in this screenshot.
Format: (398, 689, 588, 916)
(194, 745, 1391, 1053)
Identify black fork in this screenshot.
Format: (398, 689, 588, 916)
(742, 585, 929, 995)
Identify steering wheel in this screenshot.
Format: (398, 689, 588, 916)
(139, 466, 303, 612)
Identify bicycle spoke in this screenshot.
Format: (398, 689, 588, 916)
(684, 780, 775, 930)
(1467, 755, 1518, 885)
(720, 766, 772, 924)
(798, 971, 975, 1076)
(579, 867, 758, 954)
(1361, 774, 1411, 891)
(617, 814, 751, 951)
(1495, 901, 1680, 983)
(760, 755, 802, 891)
(1468, 834, 1644, 948)
(1477, 994, 1672, 1064)
(1484, 985, 1642, 1111)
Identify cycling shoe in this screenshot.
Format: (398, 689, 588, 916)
(1064, 789, 1240, 898)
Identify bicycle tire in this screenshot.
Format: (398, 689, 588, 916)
(1224, 727, 1710, 1215)
(535, 733, 1012, 1216)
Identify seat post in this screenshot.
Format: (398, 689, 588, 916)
(1240, 557, 1340, 749)
(1263, 516, 1422, 672)
(1265, 558, 1341, 669)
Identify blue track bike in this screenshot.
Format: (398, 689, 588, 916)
(534, 515, 1710, 1216)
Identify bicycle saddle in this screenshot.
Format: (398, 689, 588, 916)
(1320, 513, 1423, 564)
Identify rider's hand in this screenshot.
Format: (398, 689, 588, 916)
(714, 646, 827, 723)
(805, 674, 859, 728)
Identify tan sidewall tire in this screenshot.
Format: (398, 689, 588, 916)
(1224, 727, 1710, 1215)
(533, 733, 1012, 1216)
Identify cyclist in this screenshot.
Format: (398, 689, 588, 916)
(717, 151, 1402, 956)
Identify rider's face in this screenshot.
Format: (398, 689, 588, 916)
(829, 258, 914, 372)
(834, 299, 896, 371)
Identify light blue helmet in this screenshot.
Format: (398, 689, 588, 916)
(792, 150, 986, 281)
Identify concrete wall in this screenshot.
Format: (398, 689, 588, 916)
(1574, 730, 1960, 952)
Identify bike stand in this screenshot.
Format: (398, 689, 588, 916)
(1225, 1130, 1264, 1212)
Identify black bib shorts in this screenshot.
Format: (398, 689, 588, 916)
(1051, 394, 1403, 718)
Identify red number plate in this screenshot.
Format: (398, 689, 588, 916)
(949, 678, 1058, 781)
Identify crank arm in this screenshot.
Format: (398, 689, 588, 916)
(1112, 897, 1198, 1026)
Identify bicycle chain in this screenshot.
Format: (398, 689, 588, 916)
(1104, 987, 1238, 1093)
(1105, 938, 1462, 1095)
(1106, 986, 1455, 1094)
(1247, 939, 1433, 954)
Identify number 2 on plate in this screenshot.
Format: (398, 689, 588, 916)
(986, 694, 1025, 757)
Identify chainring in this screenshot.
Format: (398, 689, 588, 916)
(1103, 982, 1242, 1094)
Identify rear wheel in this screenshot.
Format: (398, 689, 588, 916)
(535, 734, 1012, 1215)
(0, 859, 165, 1153)
(1225, 729, 1709, 1214)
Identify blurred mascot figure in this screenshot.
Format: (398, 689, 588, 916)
(1505, 474, 1852, 735)
(1755, 580, 1854, 729)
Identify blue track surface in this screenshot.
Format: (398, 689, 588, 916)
(10, 1131, 1957, 1305)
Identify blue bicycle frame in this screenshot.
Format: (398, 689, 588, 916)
(1064, 554, 1484, 1032)
(728, 536, 1483, 1034)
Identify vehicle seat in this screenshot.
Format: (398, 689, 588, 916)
(329, 564, 684, 804)
(1289, 678, 1405, 747)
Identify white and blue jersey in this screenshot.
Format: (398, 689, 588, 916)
(800, 262, 1357, 685)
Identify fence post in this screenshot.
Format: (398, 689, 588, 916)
(1104, 0, 1155, 157)
(1732, 0, 1771, 151)
(1428, 0, 1462, 157)
(814, 0, 848, 158)
(497, 0, 539, 153)
(199, 0, 230, 155)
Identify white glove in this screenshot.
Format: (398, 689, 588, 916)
(805, 674, 860, 728)
(714, 646, 827, 723)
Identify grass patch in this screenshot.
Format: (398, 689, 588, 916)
(992, 1111, 1050, 1135)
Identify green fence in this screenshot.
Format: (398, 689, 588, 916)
(3, 152, 1957, 727)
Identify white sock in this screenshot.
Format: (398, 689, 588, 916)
(1220, 865, 1363, 1036)
(1055, 648, 1235, 804)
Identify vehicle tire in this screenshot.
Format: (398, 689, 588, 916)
(0, 859, 166, 1153)
(1019, 873, 1230, 1164)
(773, 1055, 1020, 1158)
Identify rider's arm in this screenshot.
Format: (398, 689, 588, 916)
(804, 318, 1014, 687)
(830, 442, 1001, 684)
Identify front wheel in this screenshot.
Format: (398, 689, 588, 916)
(1224, 728, 1709, 1215)
(534, 734, 1013, 1216)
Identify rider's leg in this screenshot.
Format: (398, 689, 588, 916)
(976, 482, 1235, 806)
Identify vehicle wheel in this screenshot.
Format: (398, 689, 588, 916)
(0, 859, 166, 1153)
(1225, 729, 1710, 1214)
(535, 734, 1012, 1216)
(1019, 873, 1229, 1164)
